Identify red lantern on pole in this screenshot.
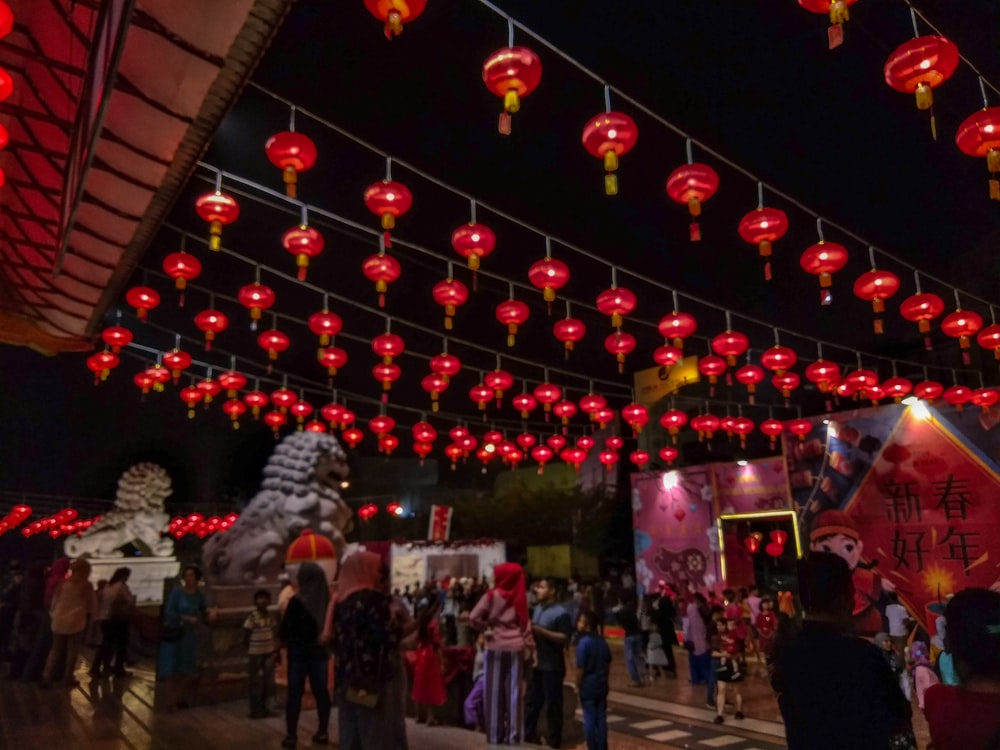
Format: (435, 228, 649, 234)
(531, 445, 554, 474)
(579, 393, 607, 420)
(666, 159, 719, 242)
(243, 390, 268, 419)
(162, 252, 201, 306)
(798, 0, 858, 49)
(87, 351, 118, 384)
(362, 251, 401, 309)
(533, 382, 562, 416)
(900, 291, 945, 350)
(372, 332, 405, 365)
(738, 204, 788, 280)
(658, 310, 697, 349)
(654, 344, 683, 368)
(854, 268, 901, 334)
(553, 400, 578, 427)
(133, 371, 155, 395)
(884, 35, 959, 139)
(218, 370, 246, 398)
(772, 372, 801, 403)
(516, 433, 537, 451)
(364, 180, 412, 248)
(321, 403, 344, 429)
(955, 106, 1000, 200)
(622, 403, 649, 435)
(270, 387, 297, 412)
(194, 309, 228, 351)
(971, 388, 1000, 412)
(483, 369, 513, 408)
(712, 329, 750, 366)
(760, 419, 785, 449)
(364, 0, 426, 38)
(605, 332, 636, 373)
(732, 417, 754, 448)
(761, 345, 798, 376)
(432, 275, 469, 331)
(660, 410, 688, 444)
(576, 435, 594, 452)
(101, 325, 132, 353)
(469, 383, 493, 411)
(496, 298, 530, 347)
(318, 347, 348, 378)
(162, 348, 192, 384)
(482, 46, 542, 135)
(598, 450, 619, 471)
(805, 359, 842, 394)
(238, 282, 275, 331)
(370, 415, 396, 438)
(943, 384, 973, 411)
(342, 427, 364, 449)
(978, 323, 1000, 360)
(596, 284, 637, 329)
(941, 307, 983, 365)
(257, 329, 290, 372)
(143, 364, 171, 393)
(289, 400, 313, 426)
(659, 446, 678, 466)
(787, 418, 813, 442)
(282, 222, 325, 281)
(630, 450, 650, 470)
(582, 111, 638, 195)
(698, 355, 727, 395)
(452, 222, 496, 272)
(264, 410, 287, 435)
(195, 191, 239, 251)
(421, 374, 448, 412)
(512, 391, 538, 419)
(338, 408, 356, 430)
(690, 414, 720, 442)
(553, 316, 586, 356)
(913, 380, 943, 402)
(308, 309, 343, 353)
(801, 241, 848, 304)
(265, 130, 317, 199)
(561, 447, 587, 473)
(195, 377, 221, 405)
(883, 376, 914, 403)
(735, 364, 765, 404)
(373, 363, 401, 394)
(126, 286, 159, 322)
(430, 352, 461, 384)
(528, 257, 570, 305)
(223, 398, 247, 429)
(179, 387, 203, 419)
(412, 421, 438, 445)
(444, 443, 463, 469)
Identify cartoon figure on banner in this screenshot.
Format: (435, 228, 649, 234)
(809, 509, 891, 634)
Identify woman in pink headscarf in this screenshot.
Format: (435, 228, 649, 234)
(468, 562, 536, 745)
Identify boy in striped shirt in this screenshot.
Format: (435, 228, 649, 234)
(244, 589, 277, 718)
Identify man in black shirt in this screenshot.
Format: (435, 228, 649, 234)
(772, 552, 911, 750)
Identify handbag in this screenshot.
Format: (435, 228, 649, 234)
(345, 639, 385, 709)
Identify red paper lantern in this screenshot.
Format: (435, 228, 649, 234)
(941, 309, 983, 364)
(598, 450, 619, 471)
(659, 446, 679, 466)
(658, 311, 698, 348)
(343, 427, 364, 449)
(469, 383, 493, 411)
(545, 434, 567, 454)
(800, 242, 848, 302)
(553, 316, 586, 355)
(238, 283, 275, 330)
(372, 332, 405, 364)
(971, 388, 1000, 412)
(561, 447, 587, 472)
(660, 410, 688, 443)
(194, 309, 228, 351)
(760, 419, 785, 449)
(943, 384, 973, 411)
(0, 65, 11, 103)
(582, 111, 638, 195)
(264, 411, 287, 435)
(101, 326, 132, 353)
(305, 421, 327, 434)
(0, 3, 13, 39)
(553, 400, 578, 426)
(451, 223, 496, 272)
(605, 332, 636, 373)
(162, 349, 192, 383)
(243, 390, 269, 418)
(364, 0, 426, 38)
(883, 376, 914, 403)
(308, 310, 343, 352)
(884, 36, 959, 138)
(86, 351, 119, 384)
(369, 415, 396, 437)
(531, 445, 554, 474)
(378, 434, 399, 456)
(364, 180, 412, 247)
(257, 329, 290, 371)
(516, 433, 537, 451)
(482, 46, 542, 135)
(765, 541, 784, 558)
(622, 403, 649, 435)
(483, 430, 504, 447)
(195, 191, 239, 251)
(485, 370, 515, 407)
(653, 344, 683, 368)
(955, 106, 1000, 200)
(576, 435, 595, 452)
(162, 252, 201, 305)
(596, 286, 637, 329)
(900, 291, 945, 350)
(421, 373, 449, 412)
(143, 364, 171, 393)
(772, 372, 801, 400)
(712, 330, 750, 366)
(282, 224, 325, 281)
(528, 257, 570, 304)
(265, 131, 317, 198)
(444, 443, 464, 469)
(666, 163, 719, 242)
(373, 363, 401, 392)
(605, 435, 624, 452)
(430, 352, 462, 383)
(412, 442, 432, 463)
(362, 252, 401, 309)
(698, 355, 727, 391)
(974, 322, 1000, 362)
(318, 347, 348, 378)
(745, 536, 761, 554)
(270, 387, 297, 411)
(630, 450, 650, 469)
(338, 408, 356, 429)
(760, 345, 798, 376)
(735, 364, 765, 404)
(533, 382, 562, 414)
(126, 286, 159, 322)
(845, 369, 879, 398)
(511, 392, 538, 419)
(223, 398, 247, 429)
(579, 393, 607, 418)
(805, 359, 842, 392)
(179, 386, 203, 419)
(219, 370, 246, 398)
(854, 269, 901, 334)
(432, 277, 469, 330)
(787, 418, 813, 442)
(738, 206, 788, 280)
(496, 299, 530, 347)
(321, 403, 344, 428)
(690, 413, 720, 441)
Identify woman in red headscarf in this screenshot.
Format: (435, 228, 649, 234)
(467, 562, 535, 745)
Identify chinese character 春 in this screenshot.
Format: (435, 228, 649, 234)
(933, 475, 974, 521)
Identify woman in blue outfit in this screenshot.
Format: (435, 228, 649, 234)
(158, 565, 212, 711)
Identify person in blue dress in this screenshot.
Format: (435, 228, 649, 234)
(158, 565, 213, 711)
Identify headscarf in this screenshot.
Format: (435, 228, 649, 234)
(295, 562, 330, 629)
(43, 558, 70, 607)
(873, 632, 891, 650)
(492, 562, 528, 628)
(910, 641, 931, 667)
(337, 551, 382, 603)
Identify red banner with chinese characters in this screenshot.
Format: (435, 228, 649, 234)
(845, 407, 1000, 633)
(427, 504, 453, 541)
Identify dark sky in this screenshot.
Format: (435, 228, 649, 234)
(4, 0, 1000, 506)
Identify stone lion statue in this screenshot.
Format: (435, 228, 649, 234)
(64, 462, 175, 558)
(202, 431, 353, 585)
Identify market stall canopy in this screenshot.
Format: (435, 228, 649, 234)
(0, 0, 294, 354)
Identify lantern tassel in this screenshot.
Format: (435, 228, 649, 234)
(689, 222, 701, 242)
(930, 111, 938, 142)
(498, 112, 511, 136)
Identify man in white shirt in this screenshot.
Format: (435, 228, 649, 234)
(884, 592, 911, 654)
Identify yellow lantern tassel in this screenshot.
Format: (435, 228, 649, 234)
(498, 112, 511, 135)
(994, 348, 1000, 361)
(232, 419, 240, 430)
(687, 197, 702, 217)
(915, 83, 933, 111)
(504, 90, 520, 113)
(759, 240, 772, 257)
(543, 287, 555, 303)
(175, 277, 186, 292)
(604, 151, 618, 172)
(209, 221, 222, 251)
(468, 254, 480, 271)
(819, 272, 832, 288)
(283, 166, 297, 198)
(188, 408, 196, 419)
(445, 315, 453, 330)
(297, 255, 309, 281)
(612, 313, 622, 328)
(386, 9, 402, 36)
(605, 174, 618, 195)
(381, 214, 395, 230)
(872, 298, 884, 314)
(874, 317, 884, 335)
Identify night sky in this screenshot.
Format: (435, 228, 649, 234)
(3, 0, 1000, 511)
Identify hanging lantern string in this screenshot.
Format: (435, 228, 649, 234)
(245, 6, 1000, 319)
(903, 0, 1000, 103)
(603, 84, 611, 114)
(187, 166, 983, 380)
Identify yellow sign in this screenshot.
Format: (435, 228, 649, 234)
(633, 356, 700, 406)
